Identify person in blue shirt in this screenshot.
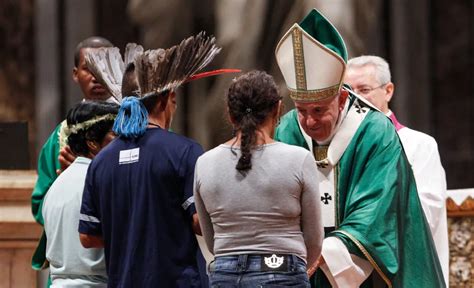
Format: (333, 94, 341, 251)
(78, 32, 224, 287)
(79, 89, 203, 287)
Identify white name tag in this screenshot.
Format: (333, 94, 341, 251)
(119, 148, 140, 164)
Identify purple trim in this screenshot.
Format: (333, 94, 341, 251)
(388, 112, 405, 131)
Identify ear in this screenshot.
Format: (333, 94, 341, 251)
(385, 82, 395, 103)
(339, 89, 349, 110)
(228, 112, 236, 126)
(273, 100, 283, 118)
(72, 67, 79, 83)
(86, 140, 99, 154)
(158, 92, 171, 111)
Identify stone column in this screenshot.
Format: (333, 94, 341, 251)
(388, 0, 432, 133)
(35, 0, 60, 151)
(63, 0, 96, 111)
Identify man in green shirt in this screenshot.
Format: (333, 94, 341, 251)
(274, 9, 444, 287)
(31, 36, 114, 271)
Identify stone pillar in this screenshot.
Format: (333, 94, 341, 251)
(63, 0, 96, 111)
(388, 0, 432, 134)
(35, 0, 60, 151)
(431, 0, 474, 189)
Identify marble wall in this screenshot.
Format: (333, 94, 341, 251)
(1, 0, 473, 187)
(0, 0, 35, 167)
(448, 217, 474, 287)
(432, 0, 474, 189)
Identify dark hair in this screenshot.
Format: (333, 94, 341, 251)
(74, 36, 113, 67)
(227, 70, 281, 172)
(141, 90, 170, 113)
(66, 101, 119, 156)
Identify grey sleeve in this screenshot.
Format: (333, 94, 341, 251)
(193, 159, 215, 254)
(300, 152, 324, 266)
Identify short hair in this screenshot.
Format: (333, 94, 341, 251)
(74, 36, 113, 67)
(66, 101, 119, 156)
(347, 55, 392, 85)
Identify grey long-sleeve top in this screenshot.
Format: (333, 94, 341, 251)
(193, 142, 323, 266)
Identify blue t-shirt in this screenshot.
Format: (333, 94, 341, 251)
(79, 128, 203, 287)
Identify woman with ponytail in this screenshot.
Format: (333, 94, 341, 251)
(194, 70, 324, 287)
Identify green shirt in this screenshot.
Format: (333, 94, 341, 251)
(31, 121, 67, 271)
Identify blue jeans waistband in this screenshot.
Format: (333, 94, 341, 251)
(209, 254, 307, 273)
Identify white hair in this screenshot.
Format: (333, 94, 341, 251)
(347, 55, 391, 85)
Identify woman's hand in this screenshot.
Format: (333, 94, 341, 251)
(307, 255, 325, 277)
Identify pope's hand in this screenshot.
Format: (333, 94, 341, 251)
(307, 256, 325, 277)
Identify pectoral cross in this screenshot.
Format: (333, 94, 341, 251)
(356, 103, 367, 114)
(314, 145, 329, 168)
(321, 193, 332, 204)
(316, 161, 328, 168)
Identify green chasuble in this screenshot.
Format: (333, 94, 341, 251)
(275, 97, 445, 287)
(31, 121, 67, 271)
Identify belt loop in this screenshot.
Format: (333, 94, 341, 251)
(237, 254, 248, 272)
(207, 259, 215, 274)
(290, 254, 297, 272)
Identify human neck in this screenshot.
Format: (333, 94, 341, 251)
(227, 117, 276, 146)
(234, 130, 274, 145)
(147, 113, 167, 129)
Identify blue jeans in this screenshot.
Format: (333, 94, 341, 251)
(209, 254, 310, 287)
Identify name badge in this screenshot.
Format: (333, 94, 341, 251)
(119, 148, 140, 164)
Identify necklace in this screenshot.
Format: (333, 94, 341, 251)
(148, 122, 162, 129)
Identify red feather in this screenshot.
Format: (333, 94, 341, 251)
(186, 69, 241, 82)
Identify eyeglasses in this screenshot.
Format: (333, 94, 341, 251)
(353, 83, 387, 95)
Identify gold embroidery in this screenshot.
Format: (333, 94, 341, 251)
(335, 164, 339, 227)
(335, 230, 393, 288)
(314, 146, 328, 161)
(292, 29, 307, 90)
(289, 85, 340, 102)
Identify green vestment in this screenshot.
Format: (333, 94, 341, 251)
(31, 122, 67, 271)
(275, 97, 445, 287)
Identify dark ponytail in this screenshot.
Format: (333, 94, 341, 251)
(227, 70, 281, 172)
(236, 111, 258, 171)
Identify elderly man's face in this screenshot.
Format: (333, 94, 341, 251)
(344, 65, 393, 113)
(295, 90, 348, 142)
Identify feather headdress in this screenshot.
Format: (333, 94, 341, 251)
(84, 43, 144, 102)
(85, 32, 240, 138)
(116, 32, 240, 138)
(134, 31, 222, 98)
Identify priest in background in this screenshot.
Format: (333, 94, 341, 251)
(345, 55, 449, 286)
